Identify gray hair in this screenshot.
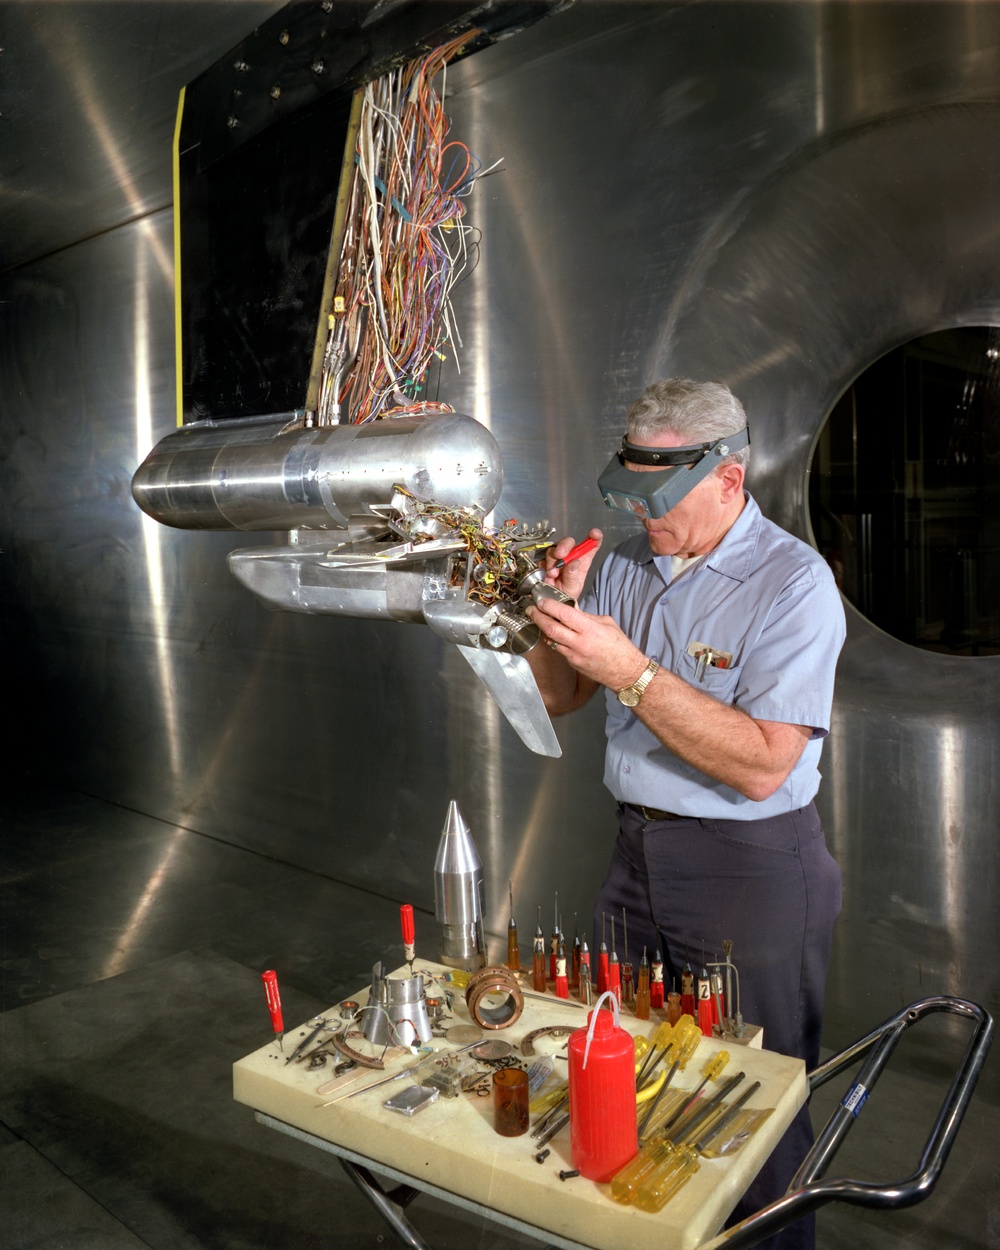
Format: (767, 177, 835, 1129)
(625, 378, 750, 471)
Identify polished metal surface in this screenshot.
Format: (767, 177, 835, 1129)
(1, 3, 998, 1173)
(132, 411, 504, 530)
(434, 800, 486, 967)
(0, 1, 285, 273)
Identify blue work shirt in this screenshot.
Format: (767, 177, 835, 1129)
(579, 494, 846, 819)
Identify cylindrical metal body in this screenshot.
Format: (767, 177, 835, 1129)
(433, 800, 484, 970)
(361, 971, 432, 1048)
(131, 410, 503, 531)
(385, 974, 433, 1048)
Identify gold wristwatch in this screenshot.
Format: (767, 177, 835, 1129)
(616, 659, 660, 707)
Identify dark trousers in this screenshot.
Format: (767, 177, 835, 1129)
(593, 801, 842, 1250)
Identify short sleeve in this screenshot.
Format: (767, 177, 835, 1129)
(733, 563, 845, 735)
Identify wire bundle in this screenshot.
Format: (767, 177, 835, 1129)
(319, 33, 499, 425)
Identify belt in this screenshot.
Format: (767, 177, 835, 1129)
(624, 802, 685, 822)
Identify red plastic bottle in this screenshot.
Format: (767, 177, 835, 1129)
(568, 991, 638, 1181)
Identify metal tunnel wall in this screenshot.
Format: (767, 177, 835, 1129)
(2, 1, 997, 1094)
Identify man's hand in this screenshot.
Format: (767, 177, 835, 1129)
(528, 589, 812, 802)
(542, 527, 603, 601)
(521, 528, 607, 716)
(529, 596, 649, 692)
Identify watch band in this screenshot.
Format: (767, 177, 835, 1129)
(617, 659, 660, 707)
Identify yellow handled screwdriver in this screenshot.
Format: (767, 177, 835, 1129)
(635, 1079, 760, 1213)
(657, 1049, 731, 1137)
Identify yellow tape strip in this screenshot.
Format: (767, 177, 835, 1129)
(305, 88, 365, 414)
(173, 86, 186, 427)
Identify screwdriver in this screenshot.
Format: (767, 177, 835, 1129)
(533, 906, 547, 992)
(637, 1020, 701, 1139)
(635, 947, 651, 1020)
(634, 1078, 758, 1213)
(550, 535, 600, 569)
(571, 914, 581, 990)
(506, 881, 520, 972)
(608, 915, 622, 1005)
(579, 939, 593, 1005)
(597, 913, 610, 996)
(614, 1070, 745, 1205)
(666, 979, 682, 1026)
(711, 961, 725, 1028)
(696, 965, 714, 1037)
(680, 961, 696, 1018)
(635, 1019, 674, 1088)
(659, 1070, 746, 1148)
(261, 969, 284, 1051)
(638, 1014, 700, 1091)
(555, 933, 569, 999)
(613, 1052, 715, 1206)
(620, 909, 634, 1008)
(657, 1050, 731, 1137)
(650, 941, 665, 1011)
(549, 892, 559, 982)
(399, 904, 416, 976)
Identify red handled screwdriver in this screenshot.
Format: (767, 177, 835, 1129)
(696, 965, 715, 1037)
(680, 961, 696, 1018)
(608, 915, 622, 1006)
(261, 969, 284, 1050)
(533, 906, 547, 992)
(400, 904, 415, 976)
(551, 536, 600, 569)
(597, 912, 610, 996)
(650, 941, 665, 1010)
(555, 934, 569, 999)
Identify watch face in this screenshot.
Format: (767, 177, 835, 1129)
(617, 687, 640, 707)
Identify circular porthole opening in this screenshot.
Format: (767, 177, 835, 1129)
(809, 327, 1000, 656)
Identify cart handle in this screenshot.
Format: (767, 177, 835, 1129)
(706, 995, 994, 1249)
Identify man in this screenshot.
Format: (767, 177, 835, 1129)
(527, 378, 845, 1250)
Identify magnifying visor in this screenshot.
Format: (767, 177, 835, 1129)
(597, 426, 750, 519)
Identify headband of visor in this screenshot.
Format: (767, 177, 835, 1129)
(598, 425, 751, 519)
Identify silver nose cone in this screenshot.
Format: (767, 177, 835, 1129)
(433, 801, 485, 970)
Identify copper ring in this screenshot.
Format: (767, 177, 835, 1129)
(464, 965, 525, 1031)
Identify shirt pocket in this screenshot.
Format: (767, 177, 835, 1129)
(675, 651, 742, 704)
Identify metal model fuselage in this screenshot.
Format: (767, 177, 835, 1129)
(132, 410, 560, 757)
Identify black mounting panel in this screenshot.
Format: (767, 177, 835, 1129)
(177, 0, 570, 423)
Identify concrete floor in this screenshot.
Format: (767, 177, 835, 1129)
(1, 780, 996, 1249)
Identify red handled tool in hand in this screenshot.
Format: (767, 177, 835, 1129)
(400, 904, 415, 975)
(261, 969, 284, 1050)
(551, 536, 599, 569)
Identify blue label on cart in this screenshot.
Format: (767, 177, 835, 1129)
(841, 1083, 869, 1117)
